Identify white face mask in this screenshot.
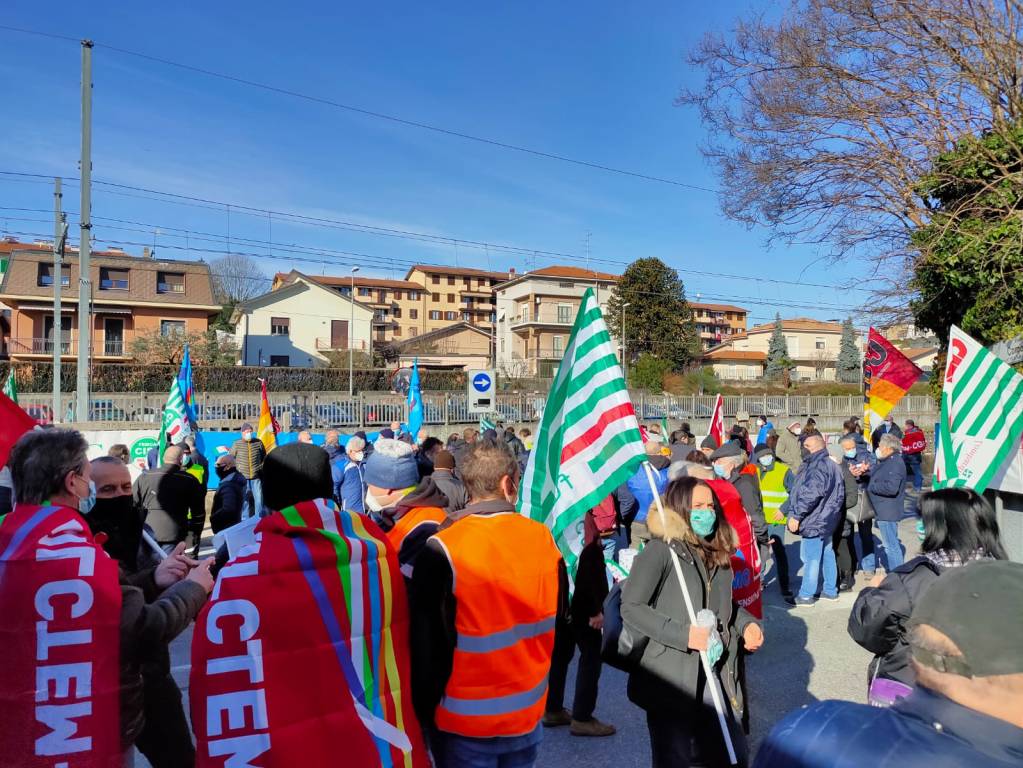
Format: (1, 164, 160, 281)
(364, 491, 385, 512)
(792, 427, 802, 436)
(243, 433, 254, 442)
(350, 451, 364, 463)
(758, 455, 774, 467)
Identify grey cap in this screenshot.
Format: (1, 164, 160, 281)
(700, 435, 717, 450)
(709, 441, 742, 460)
(752, 443, 773, 460)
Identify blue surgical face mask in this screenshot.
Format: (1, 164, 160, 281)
(916, 518, 926, 542)
(758, 455, 774, 468)
(79, 478, 96, 515)
(690, 508, 717, 538)
(712, 463, 728, 478)
(844, 449, 857, 459)
(182, 453, 192, 466)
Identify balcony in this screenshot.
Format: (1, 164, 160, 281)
(510, 308, 576, 330)
(315, 338, 369, 351)
(8, 336, 131, 358)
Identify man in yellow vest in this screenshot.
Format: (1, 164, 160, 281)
(754, 442, 795, 604)
(410, 439, 567, 768)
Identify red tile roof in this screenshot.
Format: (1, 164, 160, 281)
(526, 265, 620, 281)
(406, 264, 508, 281)
(690, 301, 748, 314)
(748, 317, 844, 333)
(704, 349, 767, 361)
(274, 271, 421, 291)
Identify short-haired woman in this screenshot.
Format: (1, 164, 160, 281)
(621, 476, 763, 767)
(848, 488, 1007, 698)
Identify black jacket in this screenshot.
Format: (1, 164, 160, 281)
(787, 449, 845, 539)
(571, 538, 610, 629)
(133, 464, 206, 545)
(620, 504, 759, 716)
(871, 422, 903, 450)
(867, 454, 907, 522)
(211, 470, 247, 533)
(847, 555, 943, 686)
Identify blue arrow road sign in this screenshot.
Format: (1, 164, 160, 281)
(472, 372, 492, 393)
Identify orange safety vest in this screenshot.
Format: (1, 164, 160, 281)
(431, 512, 562, 738)
(384, 505, 448, 557)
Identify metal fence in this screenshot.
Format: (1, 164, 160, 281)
(27, 390, 938, 431)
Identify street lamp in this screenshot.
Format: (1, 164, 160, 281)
(621, 302, 631, 383)
(349, 266, 360, 397)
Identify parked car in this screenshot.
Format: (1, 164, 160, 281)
(22, 403, 54, 425)
(89, 400, 127, 421)
(130, 407, 160, 423)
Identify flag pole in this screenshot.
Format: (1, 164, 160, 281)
(642, 461, 738, 765)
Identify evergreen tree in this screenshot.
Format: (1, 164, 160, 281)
(836, 318, 861, 383)
(764, 314, 793, 382)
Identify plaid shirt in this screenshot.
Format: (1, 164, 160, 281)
(925, 548, 988, 569)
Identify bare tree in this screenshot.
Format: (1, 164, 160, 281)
(679, 0, 1023, 313)
(210, 254, 271, 303)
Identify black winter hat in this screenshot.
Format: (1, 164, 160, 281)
(261, 442, 333, 513)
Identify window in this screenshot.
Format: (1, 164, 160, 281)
(160, 320, 186, 337)
(393, 326, 402, 337)
(377, 290, 387, 303)
(157, 272, 185, 294)
(552, 335, 565, 355)
(338, 286, 352, 297)
(447, 293, 455, 303)
(462, 311, 472, 322)
(815, 338, 826, 350)
(393, 307, 402, 318)
(447, 276, 455, 286)
(410, 309, 419, 319)
(99, 267, 129, 290)
(270, 317, 290, 336)
(408, 290, 420, 301)
(463, 278, 471, 288)
(432, 294, 439, 303)
(445, 311, 457, 321)
(358, 287, 372, 297)
(429, 310, 442, 320)
(479, 279, 488, 288)
(520, 306, 530, 322)
(557, 304, 572, 323)
(269, 355, 289, 367)
(409, 327, 418, 336)
(393, 290, 402, 301)
(431, 275, 440, 285)
(37, 263, 71, 287)
(559, 281, 575, 289)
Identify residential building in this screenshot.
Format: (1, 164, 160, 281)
(271, 270, 424, 345)
(234, 273, 374, 367)
(404, 264, 506, 336)
(0, 242, 219, 362)
(494, 266, 618, 378)
(881, 323, 935, 343)
(690, 302, 748, 350)
(702, 317, 864, 381)
(383, 322, 493, 371)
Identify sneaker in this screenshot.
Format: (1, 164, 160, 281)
(782, 594, 796, 606)
(838, 576, 855, 593)
(543, 709, 572, 728)
(820, 593, 840, 601)
(570, 718, 617, 737)
(794, 596, 816, 608)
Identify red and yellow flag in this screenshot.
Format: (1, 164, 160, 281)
(863, 328, 923, 431)
(258, 378, 280, 453)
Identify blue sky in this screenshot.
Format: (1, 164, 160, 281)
(0, 1, 867, 326)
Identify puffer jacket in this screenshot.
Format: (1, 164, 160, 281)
(626, 454, 671, 523)
(230, 437, 266, 479)
(621, 504, 759, 717)
(867, 454, 907, 522)
(788, 448, 845, 539)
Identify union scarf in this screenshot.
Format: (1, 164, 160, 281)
(707, 479, 763, 620)
(0, 504, 122, 767)
(190, 498, 429, 768)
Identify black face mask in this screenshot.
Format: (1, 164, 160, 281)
(215, 465, 232, 480)
(86, 495, 143, 571)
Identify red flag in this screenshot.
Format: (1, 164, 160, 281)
(709, 394, 725, 448)
(0, 390, 35, 469)
(864, 328, 923, 431)
(0, 504, 123, 766)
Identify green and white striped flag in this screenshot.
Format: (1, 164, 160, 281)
(157, 378, 191, 461)
(935, 325, 1023, 493)
(479, 415, 496, 433)
(519, 288, 645, 575)
(2, 370, 16, 404)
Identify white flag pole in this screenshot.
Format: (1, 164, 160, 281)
(141, 530, 167, 561)
(643, 461, 738, 765)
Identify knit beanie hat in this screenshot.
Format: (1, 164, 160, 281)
(262, 442, 333, 512)
(433, 449, 456, 471)
(363, 438, 419, 490)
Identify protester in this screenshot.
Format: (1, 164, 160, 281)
(1, 430, 213, 766)
(772, 423, 803, 470)
(871, 414, 903, 450)
(364, 438, 449, 575)
(621, 476, 763, 767)
(755, 560, 1023, 768)
(519, 427, 534, 451)
(868, 433, 908, 571)
(109, 442, 143, 483)
(840, 434, 878, 578)
(133, 444, 206, 554)
(504, 425, 527, 462)
(323, 429, 342, 460)
(901, 419, 927, 493)
(786, 434, 845, 607)
(430, 449, 469, 513)
(755, 443, 794, 602)
(669, 427, 693, 462)
(841, 418, 869, 450)
(710, 440, 769, 552)
(832, 452, 862, 592)
(755, 415, 774, 446)
(90, 454, 214, 767)
(338, 434, 367, 512)
(418, 435, 443, 477)
(848, 488, 1007, 694)
(449, 426, 478, 467)
(210, 453, 248, 532)
(231, 421, 267, 517)
(410, 439, 566, 767)
(191, 441, 431, 766)
(626, 439, 672, 544)
(296, 429, 313, 444)
(544, 509, 616, 737)
(180, 438, 207, 492)
(699, 434, 717, 458)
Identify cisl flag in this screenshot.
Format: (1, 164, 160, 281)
(518, 288, 645, 577)
(935, 326, 1023, 493)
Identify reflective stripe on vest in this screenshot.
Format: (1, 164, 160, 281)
(759, 463, 790, 524)
(431, 512, 561, 738)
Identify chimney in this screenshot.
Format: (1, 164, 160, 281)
(508, 267, 516, 279)
(143, 246, 151, 259)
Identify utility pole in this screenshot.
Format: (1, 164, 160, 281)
(349, 266, 360, 397)
(76, 40, 93, 423)
(52, 178, 67, 421)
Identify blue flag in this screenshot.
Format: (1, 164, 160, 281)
(405, 359, 424, 439)
(177, 343, 204, 452)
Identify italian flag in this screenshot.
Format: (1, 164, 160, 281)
(935, 325, 1023, 493)
(519, 288, 645, 575)
(1, 370, 16, 404)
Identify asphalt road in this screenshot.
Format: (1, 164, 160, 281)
(149, 515, 921, 767)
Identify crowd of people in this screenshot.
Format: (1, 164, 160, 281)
(0, 413, 1019, 768)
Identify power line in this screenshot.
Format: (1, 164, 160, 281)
(0, 24, 716, 193)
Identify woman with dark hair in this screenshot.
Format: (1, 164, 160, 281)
(621, 477, 763, 767)
(848, 487, 1007, 695)
(685, 449, 713, 467)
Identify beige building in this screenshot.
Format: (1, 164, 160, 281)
(494, 266, 618, 378)
(384, 322, 493, 371)
(403, 264, 506, 336)
(703, 317, 863, 381)
(690, 302, 748, 350)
